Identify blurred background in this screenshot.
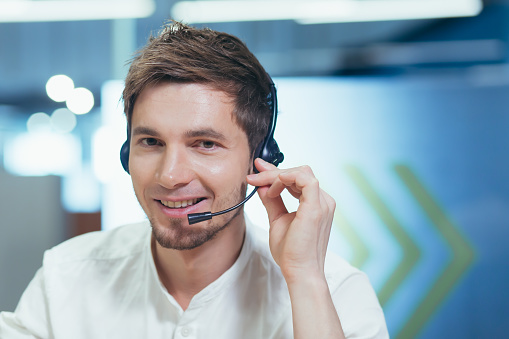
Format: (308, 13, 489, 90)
(1, 0, 508, 337)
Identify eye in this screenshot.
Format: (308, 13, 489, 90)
(141, 138, 160, 146)
(198, 140, 216, 149)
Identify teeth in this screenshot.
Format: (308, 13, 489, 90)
(160, 199, 198, 209)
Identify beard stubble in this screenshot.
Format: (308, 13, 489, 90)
(150, 183, 246, 250)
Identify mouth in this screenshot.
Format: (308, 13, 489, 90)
(158, 198, 205, 209)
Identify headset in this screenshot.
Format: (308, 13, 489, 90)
(120, 78, 284, 224)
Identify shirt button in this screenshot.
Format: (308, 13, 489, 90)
(181, 327, 191, 337)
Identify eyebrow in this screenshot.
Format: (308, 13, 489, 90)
(131, 126, 160, 137)
(131, 126, 227, 141)
(185, 128, 227, 141)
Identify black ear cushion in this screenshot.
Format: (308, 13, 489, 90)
(120, 141, 130, 174)
(267, 138, 284, 166)
(262, 138, 284, 167)
(253, 137, 284, 173)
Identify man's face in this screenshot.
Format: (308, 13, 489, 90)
(129, 82, 251, 250)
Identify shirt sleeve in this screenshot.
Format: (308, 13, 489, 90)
(0, 268, 52, 339)
(330, 271, 390, 339)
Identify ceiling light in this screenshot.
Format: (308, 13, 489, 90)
(171, 0, 482, 24)
(0, 0, 155, 23)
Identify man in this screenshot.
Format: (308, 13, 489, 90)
(0, 22, 388, 338)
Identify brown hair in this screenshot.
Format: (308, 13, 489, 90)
(123, 21, 273, 154)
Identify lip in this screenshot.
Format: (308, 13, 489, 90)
(155, 197, 209, 219)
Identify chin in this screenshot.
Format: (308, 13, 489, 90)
(149, 207, 242, 250)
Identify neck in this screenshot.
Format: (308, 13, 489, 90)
(152, 212, 246, 310)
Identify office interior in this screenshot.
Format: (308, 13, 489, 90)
(1, 0, 508, 338)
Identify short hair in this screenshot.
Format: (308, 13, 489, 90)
(123, 21, 273, 155)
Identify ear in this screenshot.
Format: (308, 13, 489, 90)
(248, 151, 257, 175)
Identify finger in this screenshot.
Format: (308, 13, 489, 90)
(246, 168, 280, 187)
(254, 157, 278, 171)
(264, 165, 313, 198)
(278, 168, 320, 206)
(257, 185, 289, 224)
(265, 175, 289, 199)
(248, 169, 294, 199)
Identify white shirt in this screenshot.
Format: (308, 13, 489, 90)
(0, 219, 388, 339)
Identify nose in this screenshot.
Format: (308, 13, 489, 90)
(156, 146, 194, 189)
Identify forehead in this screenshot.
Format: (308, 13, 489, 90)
(136, 81, 233, 110)
(131, 82, 244, 136)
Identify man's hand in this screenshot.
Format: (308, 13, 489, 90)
(247, 158, 345, 339)
(246, 158, 335, 283)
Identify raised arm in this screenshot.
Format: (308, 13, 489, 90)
(247, 158, 345, 339)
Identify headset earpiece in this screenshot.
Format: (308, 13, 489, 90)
(253, 81, 284, 173)
(120, 137, 130, 174)
(262, 138, 284, 166)
(253, 137, 284, 173)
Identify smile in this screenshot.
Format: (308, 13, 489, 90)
(159, 198, 203, 209)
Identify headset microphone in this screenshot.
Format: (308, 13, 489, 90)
(120, 78, 284, 225)
(187, 187, 259, 224)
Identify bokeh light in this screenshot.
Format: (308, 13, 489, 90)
(66, 87, 94, 115)
(3, 131, 81, 177)
(51, 108, 77, 133)
(26, 112, 51, 133)
(46, 74, 75, 102)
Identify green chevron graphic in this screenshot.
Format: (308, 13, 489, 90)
(345, 165, 421, 306)
(333, 209, 370, 269)
(394, 165, 475, 339)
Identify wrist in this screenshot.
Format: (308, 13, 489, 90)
(283, 268, 328, 292)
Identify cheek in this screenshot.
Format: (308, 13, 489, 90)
(212, 152, 250, 175)
(206, 163, 233, 176)
(129, 161, 154, 197)
(193, 153, 250, 187)
(129, 171, 144, 200)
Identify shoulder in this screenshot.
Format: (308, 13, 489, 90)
(324, 253, 388, 338)
(43, 221, 151, 266)
(324, 251, 368, 290)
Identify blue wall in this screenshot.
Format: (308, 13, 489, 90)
(274, 73, 509, 338)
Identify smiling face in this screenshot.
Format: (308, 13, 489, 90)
(129, 82, 252, 250)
